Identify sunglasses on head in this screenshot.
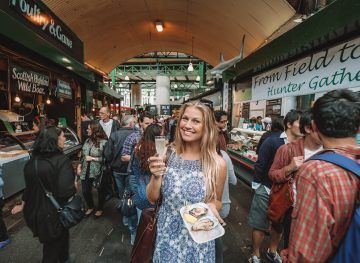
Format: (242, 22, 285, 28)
(199, 99, 214, 111)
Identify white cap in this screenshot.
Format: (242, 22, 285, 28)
(263, 117, 272, 123)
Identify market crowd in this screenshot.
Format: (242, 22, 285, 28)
(0, 89, 359, 263)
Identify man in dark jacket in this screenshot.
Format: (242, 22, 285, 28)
(103, 115, 136, 198)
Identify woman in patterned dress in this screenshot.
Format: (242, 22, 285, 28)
(147, 101, 227, 263)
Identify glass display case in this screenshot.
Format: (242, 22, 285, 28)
(227, 128, 265, 185)
(1, 112, 82, 198)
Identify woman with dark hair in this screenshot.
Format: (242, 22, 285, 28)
(127, 124, 162, 244)
(22, 126, 76, 262)
(78, 120, 107, 218)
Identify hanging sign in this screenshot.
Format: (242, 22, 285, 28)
(4, 0, 84, 61)
(56, 79, 72, 99)
(252, 37, 360, 101)
(160, 105, 171, 116)
(10, 65, 49, 95)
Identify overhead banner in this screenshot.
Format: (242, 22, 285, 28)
(57, 79, 72, 99)
(10, 65, 49, 95)
(252, 37, 360, 101)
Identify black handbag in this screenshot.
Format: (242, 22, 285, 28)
(117, 190, 137, 217)
(35, 159, 85, 229)
(92, 162, 105, 189)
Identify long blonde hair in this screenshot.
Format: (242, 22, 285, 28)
(174, 101, 219, 201)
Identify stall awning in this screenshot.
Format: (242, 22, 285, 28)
(227, 0, 360, 80)
(97, 83, 122, 100)
(0, 10, 94, 82)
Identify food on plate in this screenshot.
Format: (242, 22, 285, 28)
(183, 213, 198, 223)
(188, 207, 208, 218)
(191, 217, 216, 231)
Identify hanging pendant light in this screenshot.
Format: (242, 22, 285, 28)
(187, 62, 194, 72)
(188, 36, 194, 72)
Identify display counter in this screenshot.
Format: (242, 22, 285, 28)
(0, 127, 82, 198)
(228, 128, 265, 185)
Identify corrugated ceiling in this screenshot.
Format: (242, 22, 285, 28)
(43, 0, 295, 73)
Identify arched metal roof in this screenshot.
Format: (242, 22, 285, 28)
(43, 0, 295, 73)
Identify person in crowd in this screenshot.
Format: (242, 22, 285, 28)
(80, 112, 91, 142)
(219, 150, 237, 219)
(268, 110, 322, 249)
(121, 112, 154, 162)
(22, 126, 76, 262)
(214, 110, 229, 152)
(98, 106, 120, 201)
(12, 118, 57, 215)
(256, 117, 285, 155)
(104, 115, 136, 198)
(215, 149, 237, 263)
(285, 90, 360, 262)
(168, 109, 180, 143)
(119, 112, 154, 238)
(248, 109, 302, 263)
(0, 166, 10, 249)
(262, 117, 272, 131)
(103, 115, 137, 244)
(79, 120, 107, 218)
(256, 116, 263, 131)
(128, 124, 163, 243)
(98, 106, 120, 139)
(147, 101, 227, 262)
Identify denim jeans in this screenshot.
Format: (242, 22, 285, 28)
(136, 208, 142, 224)
(113, 171, 129, 198)
(113, 172, 138, 235)
(123, 214, 138, 236)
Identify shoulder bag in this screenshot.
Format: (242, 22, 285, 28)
(117, 190, 137, 217)
(130, 147, 174, 263)
(35, 158, 85, 229)
(267, 146, 295, 223)
(130, 199, 161, 263)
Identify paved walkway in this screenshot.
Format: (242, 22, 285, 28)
(1, 180, 274, 262)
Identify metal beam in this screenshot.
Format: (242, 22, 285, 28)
(116, 63, 211, 77)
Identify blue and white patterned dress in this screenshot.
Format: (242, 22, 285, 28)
(153, 154, 215, 263)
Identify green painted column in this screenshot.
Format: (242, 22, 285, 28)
(199, 62, 205, 87)
(110, 69, 116, 87)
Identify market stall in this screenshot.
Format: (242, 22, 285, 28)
(0, 111, 82, 198)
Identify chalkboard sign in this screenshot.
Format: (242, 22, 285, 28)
(160, 105, 171, 116)
(147, 105, 157, 115)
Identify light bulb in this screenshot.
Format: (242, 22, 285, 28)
(46, 99, 51, 104)
(125, 75, 129, 81)
(14, 95, 21, 103)
(187, 62, 194, 72)
(155, 22, 163, 32)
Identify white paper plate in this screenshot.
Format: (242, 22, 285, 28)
(180, 202, 225, 244)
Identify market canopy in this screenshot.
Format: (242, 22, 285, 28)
(43, 0, 295, 73)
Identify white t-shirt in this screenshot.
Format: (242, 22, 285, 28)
(304, 147, 323, 160)
(100, 119, 113, 139)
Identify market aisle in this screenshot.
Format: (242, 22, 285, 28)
(0, 181, 270, 263)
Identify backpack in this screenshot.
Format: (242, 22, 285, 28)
(308, 152, 360, 263)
